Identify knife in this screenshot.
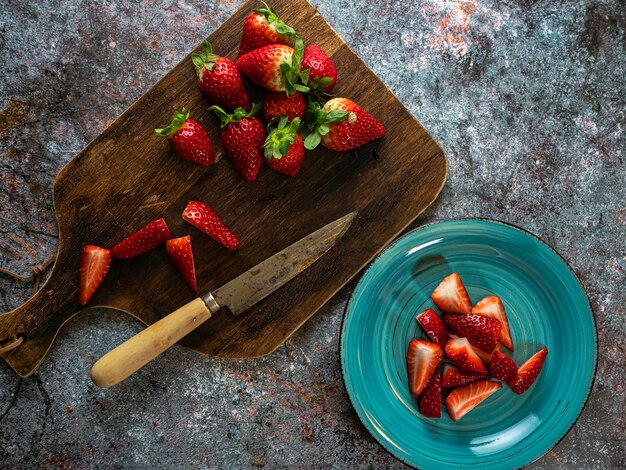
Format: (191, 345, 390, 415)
(90, 211, 357, 388)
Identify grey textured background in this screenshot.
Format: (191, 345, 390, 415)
(1, 0, 624, 468)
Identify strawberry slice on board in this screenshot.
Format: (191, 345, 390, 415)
(419, 371, 442, 418)
(444, 313, 501, 354)
(444, 337, 488, 374)
(441, 363, 486, 388)
(416, 309, 447, 346)
(110, 218, 170, 259)
(447, 333, 502, 366)
(472, 296, 514, 350)
(431, 273, 472, 315)
(78, 246, 112, 306)
(406, 339, 443, 397)
(507, 347, 548, 394)
(445, 380, 502, 422)
(182, 201, 239, 251)
(166, 236, 197, 292)
(490, 350, 518, 381)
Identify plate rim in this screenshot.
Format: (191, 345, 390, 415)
(339, 217, 598, 469)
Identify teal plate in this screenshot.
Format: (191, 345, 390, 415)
(341, 219, 597, 469)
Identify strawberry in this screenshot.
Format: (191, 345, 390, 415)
(192, 41, 250, 111)
(441, 363, 486, 388)
(264, 116, 305, 176)
(444, 313, 501, 353)
(301, 45, 337, 93)
(447, 332, 502, 365)
(209, 103, 265, 181)
(111, 218, 170, 259)
(406, 339, 443, 397)
(303, 98, 385, 151)
(444, 337, 487, 374)
(263, 91, 306, 122)
(445, 380, 502, 422)
(490, 350, 518, 381)
(238, 2, 296, 58)
(166, 235, 197, 292)
(155, 109, 216, 166)
(419, 371, 441, 418)
(431, 272, 472, 315)
(183, 201, 239, 251)
(472, 296, 514, 351)
(507, 347, 548, 394)
(78, 246, 112, 306)
(416, 308, 447, 346)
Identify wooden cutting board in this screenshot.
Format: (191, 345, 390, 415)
(0, 0, 447, 377)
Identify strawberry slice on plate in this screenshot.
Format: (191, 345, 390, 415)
(431, 273, 472, 315)
(183, 201, 239, 251)
(490, 350, 518, 381)
(166, 235, 197, 292)
(78, 245, 112, 306)
(441, 363, 486, 388)
(444, 313, 501, 353)
(445, 380, 502, 422)
(444, 337, 488, 374)
(406, 339, 443, 397)
(419, 370, 441, 418)
(416, 309, 447, 346)
(507, 347, 548, 394)
(447, 332, 502, 366)
(111, 218, 170, 259)
(472, 296, 514, 350)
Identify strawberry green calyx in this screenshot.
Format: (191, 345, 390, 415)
(209, 101, 262, 128)
(253, 1, 297, 37)
(264, 116, 301, 160)
(302, 101, 348, 150)
(154, 108, 190, 137)
(282, 38, 310, 96)
(191, 41, 219, 74)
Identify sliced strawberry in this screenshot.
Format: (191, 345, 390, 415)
(447, 332, 502, 366)
(431, 273, 472, 315)
(111, 218, 170, 259)
(445, 380, 502, 421)
(416, 309, 447, 346)
(444, 337, 487, 374)
(507, 347, 548, 394)
(78, 245, 112, 306)
(444, 313, 501, 353)
(166, 235, 197, 292)
(441, 363, 486, 388)
(490, 350, 518, 381)
(407, 339, 443, 397)
(419, 370, 441, 418)
(182, 201, 239, 251)
(472, 296, 514, 350)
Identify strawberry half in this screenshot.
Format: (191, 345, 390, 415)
(507, 347, 548, 394)
(166, 235, 197, 292)
(416, 308, 447, 346)
(264, 116, 305, 176)
(263, 91, 306, 122)
(445, 380, 502, 422)
(444, 313, 501, 354)
(78, 245, 112, 306)
(444, 337, 488, 374)
(407, 339, 443, 397)
(183, 201, 239, 251)
(301, 45, 337, 93)
(490, 350, 518, 381)
(431, 272, 472, 315)
(441, 363, 486, 388)
(111, 218, 170, 259)
(447, 332, 502, 366)
(419, 370, 441, 418)
(155, 108, 216, 166)
(238, 3, 296, 58)
(472, 296, 514, 350)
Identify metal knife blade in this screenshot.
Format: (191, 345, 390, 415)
(204, 211, 357, 316)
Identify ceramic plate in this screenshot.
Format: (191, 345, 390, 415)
(341, 219, 596, 469)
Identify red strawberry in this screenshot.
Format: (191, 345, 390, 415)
(301, 45, 337, 92)
(183, 201, 239, 251)
(444, 337, 487, 374)
(431, 272, 472, 315)
(238, 3, 296, 58)
(78, 245, 111, 306)
(445, 380, 502, 421)
(441, 363, 486, 388)
(166, 235, 197, 292)
(264, 116, 305, 176)
(155, 109, 216, 166)
(192, 41, 250, 111)
(416, 308, 447, 346)
(472, 296, 514, 351)
(406, 339, 443, 397)
(447, 332, 502, 365)
(444, 313, 501, 353)
(209, 103, 265, 181)
(419, 371, 441, 418)
(111, 218, 170, 259)
(507, 347, 548, 394)
(263, 91, 306, 122)
(490, 350, 518, 381)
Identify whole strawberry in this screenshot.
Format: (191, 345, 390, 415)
(238, 2, 297, 58)
(301, 45, 337, 93)
(263, 91, 306, 122)
(192, 41, 250, 111)
(155, 108, 216, 166)
(264, 116, 304, 177)
(209, 103, 265, 181)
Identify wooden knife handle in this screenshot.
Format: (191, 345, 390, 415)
(90, 298, 211, 388)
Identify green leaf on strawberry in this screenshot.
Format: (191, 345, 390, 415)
(154, 108, 190, 137)
(264, 116, 301, 161)
(302, 101, 348, 150)
(209, 101, 262, 128)
(253, 1, 297, 37)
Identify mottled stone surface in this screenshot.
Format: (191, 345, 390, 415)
(0, 0, 624, 468)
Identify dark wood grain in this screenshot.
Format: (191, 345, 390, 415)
(0, 0, 447, 377)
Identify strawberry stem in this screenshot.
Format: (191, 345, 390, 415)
(302, 101, 347, 150)
(264, 117, 301, 160)
(154, 108, 190, 137)
(208, 102, 262, 128)
(253, 1, 297, 37)
(191, 41, 219, 73)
